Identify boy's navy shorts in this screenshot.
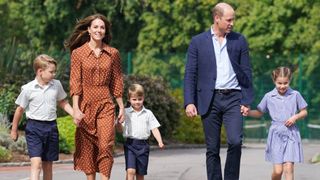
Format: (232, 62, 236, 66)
(25, 119, 59, 161)
(124, 138, 150, 175)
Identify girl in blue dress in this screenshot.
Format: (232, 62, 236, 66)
(247, 66, 308, 180)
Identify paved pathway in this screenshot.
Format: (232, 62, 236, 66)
(0, 143, 319, 180)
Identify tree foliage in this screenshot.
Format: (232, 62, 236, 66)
(130, 0, 218, 87)
(0, 0, 143, 115)
(130, 0, 320, 116)
(1, 0, 320, 135)
(1, 0, 319, 73)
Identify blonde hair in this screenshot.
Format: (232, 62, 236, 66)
(33, 54, 57, 73)
(271, 66, 292, 82)
(212, 4, 224, 18)
(128, 84, 144, 98)
(211, 2, 234, 20)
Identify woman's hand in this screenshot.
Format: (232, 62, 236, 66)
(117, 108, 125, 123)
(73, 108, 85, 126)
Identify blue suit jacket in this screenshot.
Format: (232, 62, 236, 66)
(184, 30, 254, 116)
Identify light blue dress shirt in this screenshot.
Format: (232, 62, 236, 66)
(211, 28, 240, 89)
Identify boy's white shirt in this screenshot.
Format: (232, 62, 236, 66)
(122, 106, 160, 140)
(15, 78, 67, 121)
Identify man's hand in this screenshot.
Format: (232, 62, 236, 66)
(185, 104, 198, 118)
(240, 105, 250, 116)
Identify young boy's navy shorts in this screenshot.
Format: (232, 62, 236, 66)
(124, 138, 150, 175)
(25, 119, 59, 161)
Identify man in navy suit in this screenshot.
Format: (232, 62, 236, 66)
(184, 2, 254, 180)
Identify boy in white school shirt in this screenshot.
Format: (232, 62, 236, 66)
(10, 54, 77, 180)
(118, 83, 164, 180)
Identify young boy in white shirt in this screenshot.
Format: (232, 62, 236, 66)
(10, 54, 76, 180)
(118, 83, 164, 180)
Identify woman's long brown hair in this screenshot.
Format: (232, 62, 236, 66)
(64, 14, 111, 52)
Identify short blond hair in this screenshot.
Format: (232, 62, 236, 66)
(33, 54, 57, 73)
(211, 2, 234, 20)
(128, 83, 144, 98)
(211, 4, 224, 18)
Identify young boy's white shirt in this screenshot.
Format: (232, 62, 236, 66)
(15, 78, 67, 121)
(122, 106, 160, 140)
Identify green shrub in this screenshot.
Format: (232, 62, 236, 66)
(115, 131, 125, 144)
(59, 136, 71, 154)
(124, 75, 180, 139)
(311, 153, 320, 164)
(0, 120, 13, 148)
(0, 84, 19, 116)
(0, 119, 28, 154)
(171, 89, 205, 143)
(57, 116, 76, 154)
(0, 84, 27, 130)
(0, 131, 12, 149)
(171, 89, 227, 144)
(0, 146, 12, 162)
(57, 116, 125, 153)
(172, 111, 205, 144)
(8, 136, 28, 154)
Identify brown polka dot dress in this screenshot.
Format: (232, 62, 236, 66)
(70, 42, 123, 177)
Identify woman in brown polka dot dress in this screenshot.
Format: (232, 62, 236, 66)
(65, 14, 124, 180)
